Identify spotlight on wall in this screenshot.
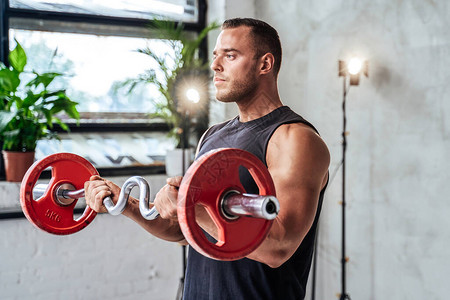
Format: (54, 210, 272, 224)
(338, 57, 368, 85)
(185, 88, 200, 104)
(173, 69, 209, 115)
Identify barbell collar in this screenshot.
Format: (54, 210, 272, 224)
(222, 192, 280, 220)
(55, 183, 78, 206)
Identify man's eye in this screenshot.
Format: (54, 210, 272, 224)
(227, 54, 235, 59)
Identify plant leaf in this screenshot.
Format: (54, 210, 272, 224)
(0, 111, 15, 132)
(26, 72, 62, 89)
(9, 39, 27, 73)
(0, 68, 21, 93)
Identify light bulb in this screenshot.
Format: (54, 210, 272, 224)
(347, 57, 363, 75)
(186, 88, 200, 103)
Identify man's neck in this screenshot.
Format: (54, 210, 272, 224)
(237, 90, 283, 123)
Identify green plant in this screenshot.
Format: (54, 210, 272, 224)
(119, 20, 219, 148)
(0, 40, 79, 152)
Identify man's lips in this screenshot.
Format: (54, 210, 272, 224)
(214, 77, 225, 83)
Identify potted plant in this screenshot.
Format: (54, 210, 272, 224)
(118, 20, 219, 175)
(0, 40, 80, 182)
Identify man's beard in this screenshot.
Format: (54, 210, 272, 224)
(215, 65, 259, 104)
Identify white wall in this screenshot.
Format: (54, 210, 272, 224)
(250, 1, 449, 299)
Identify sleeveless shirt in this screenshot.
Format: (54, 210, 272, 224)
(183, 106, 327, 300)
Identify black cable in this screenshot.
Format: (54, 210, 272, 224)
(311, 79, 353, 300)
(176, 245, 187, 300)
(339, 77, 352, 300)
(176, 115, 189, 300)
(311, 221, 319, 300)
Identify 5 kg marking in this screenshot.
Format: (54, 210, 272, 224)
(45, 209, 61, 222)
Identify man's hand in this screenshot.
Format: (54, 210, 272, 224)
(84, 175, 121, 213)
(154, 176, 183, 220)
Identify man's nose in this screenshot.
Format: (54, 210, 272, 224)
(210, 57, 223, 72)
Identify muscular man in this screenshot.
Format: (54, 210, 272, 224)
(85, 18, 330, 299)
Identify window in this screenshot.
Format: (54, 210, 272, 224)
(10, 0, 199, 23)
(0, 0, 208, 177)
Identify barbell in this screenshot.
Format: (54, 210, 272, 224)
(20, 148, 280, 261)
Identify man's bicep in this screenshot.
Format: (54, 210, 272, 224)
(269, 161, 322, 243)
(267, 123, 330, 194)
(267, 124, 329, 241)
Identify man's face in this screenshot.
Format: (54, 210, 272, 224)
(210, 26, 260, 103)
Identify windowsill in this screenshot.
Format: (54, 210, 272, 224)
(0, 181, 21, 213)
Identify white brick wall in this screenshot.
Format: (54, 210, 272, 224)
(0, 175, 182, 300)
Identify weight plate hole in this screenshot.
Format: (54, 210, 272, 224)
(32, 169, 53, 201)
(238, 165, 260, 194)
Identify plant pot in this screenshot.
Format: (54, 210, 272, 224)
(165, 148, 194, 177)
(2, 150, 35, 182)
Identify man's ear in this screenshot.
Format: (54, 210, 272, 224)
(260, 53, 275, 75)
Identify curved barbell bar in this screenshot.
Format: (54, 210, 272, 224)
(32, 176, 279, 221)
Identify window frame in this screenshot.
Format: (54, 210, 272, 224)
(0, 0, 209, 179)
(1, 0, 208, 60)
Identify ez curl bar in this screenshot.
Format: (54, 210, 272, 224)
(32, 176, 278, 221)
(20, 148, 280, 261)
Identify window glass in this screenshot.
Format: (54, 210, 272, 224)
(9, 0, 198, 23)
(10, 29, 176, 114)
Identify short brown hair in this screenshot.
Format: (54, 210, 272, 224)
(222, 18, 282, 76)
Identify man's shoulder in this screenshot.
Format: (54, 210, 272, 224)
(273, 122, 319, 141)
(270, 122, 329, 162)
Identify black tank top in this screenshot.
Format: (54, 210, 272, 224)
(183, 106, 326, 300)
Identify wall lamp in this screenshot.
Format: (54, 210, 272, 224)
(339, 57, 368, 85)
(173, 70, 209, 115)
(337, 56, 368, 300)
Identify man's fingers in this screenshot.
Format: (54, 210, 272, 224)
(154, 184, 179, 220)
(166, 176, 183, 187)
(89, 175, 103, 181)
(92, 190, 112, 212)
(84, 176, 112, 213)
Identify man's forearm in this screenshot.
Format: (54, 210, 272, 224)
(123, 196, 185, 242)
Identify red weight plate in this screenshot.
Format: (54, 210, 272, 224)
(177, 148, 276, 261)
(20, 153, 98, 235)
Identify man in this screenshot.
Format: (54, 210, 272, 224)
(85, 18, 330, 299)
